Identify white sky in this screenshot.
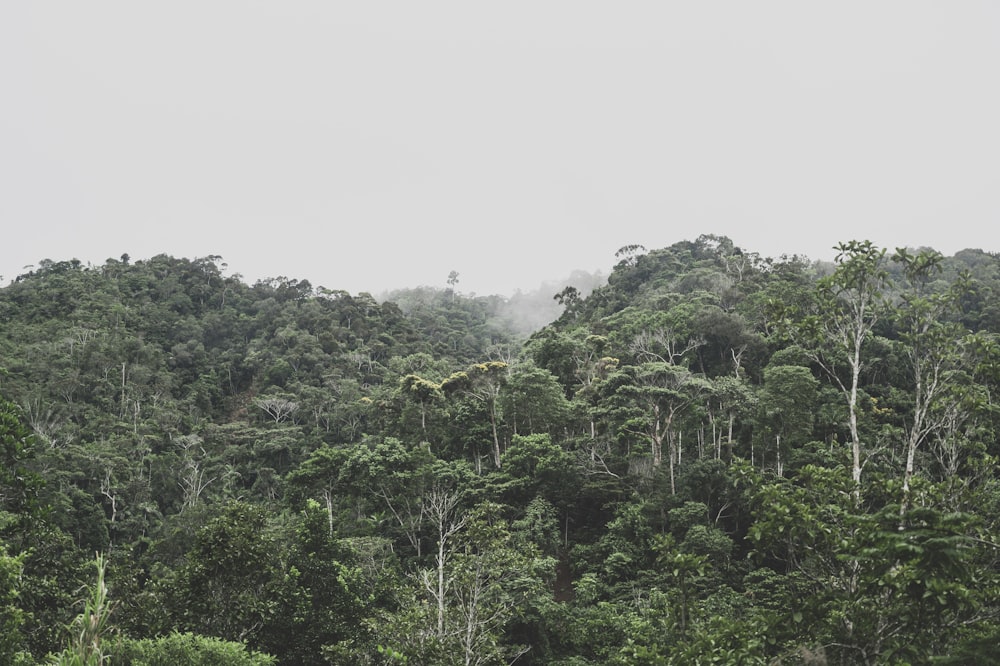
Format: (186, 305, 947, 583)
(2, 2, 999, 296)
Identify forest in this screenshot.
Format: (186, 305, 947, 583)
(2, 234, 1000, 665)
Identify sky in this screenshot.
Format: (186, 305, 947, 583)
(2, 2, 999, 296)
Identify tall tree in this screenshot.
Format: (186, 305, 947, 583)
(781, 240, 888, 496)
(398, 373, 445, 440)
(154, 502, 283, 648)
(606, 362, 710, 492)
(891, 249, 975, 518)
(441, 362, 508, 468)
(757, 364, 819, 476)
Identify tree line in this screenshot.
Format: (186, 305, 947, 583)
(2, 235, 1000, 664)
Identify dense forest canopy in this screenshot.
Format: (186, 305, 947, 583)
(2, 235, 1000, 665)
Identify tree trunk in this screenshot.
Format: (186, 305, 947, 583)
(437, 536, 446, 637)
(726, 411, 735, 460)
(849, 330, 864, 502)
(651, 432, 662, 468)
(323, 488, 334, 534)
(668, 431, 676, 495)
(651, 404, 663, 467)
(490, 406, 501, 468)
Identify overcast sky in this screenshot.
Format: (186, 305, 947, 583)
(2, 2, 998, 296)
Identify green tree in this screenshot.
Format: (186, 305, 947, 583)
(705, 375, 755, 461)
(891, 248, 976, 519)
(757, 364, 819, 476)
(398, 373, 445, 440)
(0, 541, 29, 664)
(441, 362, 509, 468)
(605, 362, 710, 492)
(110, 632, 276, 666)
(1, 395, 85, 659)
(0, 397, 43, 521)
(782, 240, 888, 496)
(154, 502, 284, 649)
(501, 363, 571, 438)
(261, 500, 370, 664)
(391, 501, 551, 666)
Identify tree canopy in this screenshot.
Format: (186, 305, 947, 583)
(2, 238, 1000, 664)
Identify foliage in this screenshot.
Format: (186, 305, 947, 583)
(110, 632, 276, 665)
(48, 554, 115, 666)
(3, 240, 1000, 663)
(0, 540, 30, 664)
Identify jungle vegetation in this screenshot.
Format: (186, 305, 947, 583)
(2, 235, 1000, 664)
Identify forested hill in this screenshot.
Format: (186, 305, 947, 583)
(2, 236, 1000, 664)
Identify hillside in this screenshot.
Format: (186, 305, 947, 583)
(2, 235, 1000, 664)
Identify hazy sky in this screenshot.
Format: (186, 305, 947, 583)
(2, 3, 999, 296)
